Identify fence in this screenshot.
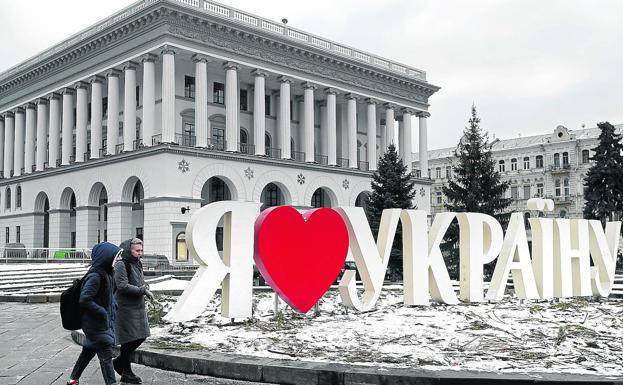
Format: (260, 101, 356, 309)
(0, 247, 91, 264)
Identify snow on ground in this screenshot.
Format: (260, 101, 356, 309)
(0, 263, 88, 272)
(149, 289, 623, 376)
(150, 278, 189, 291)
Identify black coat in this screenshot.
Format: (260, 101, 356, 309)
(113, 240, 150, 344)
(79, 242, 121, 349)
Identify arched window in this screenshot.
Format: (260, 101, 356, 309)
(176, 232, 189, 262)
(511, 158, 517, 171)
(15, 186, 21, 209)
(562, 152, 569, 166)
(5, 187, 11, 210)
(553, 153, 560, 167)
(536, 155, 543, 168)
(563, 178, 570, 197)
(582, 149, 590, 164)
(555, 179, 561, 197)
(523, 157, 530, 169)
(498, 160, 505, 172)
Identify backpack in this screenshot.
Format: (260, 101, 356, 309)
(60, 269, 106, 331)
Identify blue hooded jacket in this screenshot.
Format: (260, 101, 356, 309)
(80, 242, 121, 349)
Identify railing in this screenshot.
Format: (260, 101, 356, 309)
(206, 138, 226, 151)
(20, 167, 25, 174)
(133, 138, 144, 150)
(55, 159, 61, 167)
(99, 147, 108, 157)
(0, 247, 91, 264)
(43, 161, 49, 169)
(68, 156, 75, 164)
(292, 151, 305, 162)
(549, 164, 573, 173)
(358, 161, 369, 171)
(265, 147, 281, 159)
(238, 142, 254, 154)
(83, 151, 90, 160)
(180, 135, 196, 147)
(336, 158, 349, 168)
(152, 134, 162, 145)
(115, 143, 124, 154)
(31, 165, 36, 172)
(315, 154, 328, 165)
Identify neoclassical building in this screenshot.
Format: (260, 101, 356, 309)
(414, 124, 623, 220)
(0, 0, 439, 262)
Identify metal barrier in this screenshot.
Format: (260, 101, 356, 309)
(0, 247, 91, 264)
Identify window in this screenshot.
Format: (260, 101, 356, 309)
(265, 95, 271, 116)
(16, 186, 21, 209)
(582, 149, 590, 164)
(104, 229, 108, 242)
(213, 82, 224, 104)
(5, 187, 10, 210)
(185, 76, 195, 99)
(536, 183, 544, 197)
(5, 227, 9, 243)
(264, 183, 280, 207)
(536, 155, 543, 168)
(555, 179, 561, 197)
(562, 152, 569, 166)
(102, 97, 108, 117)
(498, 160, 505, 172)
(212, 126, 225, 145)
(311, 189, 325, 208)
(15, 226, 20, 243)
(176, 232, 189, 262)
(554, 153, 560, 167)
(523, 157, 530, 169)
(435, 167, 442, 179)
(135, 85, 140, 107)
(136, 227, 143, 241)
(240, 89, 248, 111)
(436, 191, 442, 205)
(564, 178, 569, 197)
(183, 122, 195, 146)
(511, 158, 517, 171)
(523, 185, 531, 200)
(210, 178, 230, 202)
(71, 232, 76, 248)
(445, 166, 451, 179)
(511, 186, 519, 200)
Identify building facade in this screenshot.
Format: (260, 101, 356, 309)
(414, 124, 623, 219)
(0, 0, 439, 262)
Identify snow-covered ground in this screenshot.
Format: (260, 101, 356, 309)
(149, 289, 623, 376)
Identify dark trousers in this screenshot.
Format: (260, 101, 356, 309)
(70, 344, 116, 385)
(118, 338, 145, 374)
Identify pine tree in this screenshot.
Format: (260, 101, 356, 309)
(366, 143, 416, 280)
(441, 106, 511, 279)
(583, 122, 623, 224)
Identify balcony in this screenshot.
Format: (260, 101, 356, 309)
(315, 154, 328, 165)
(292, 151, 305, 162)
(548, 164, 573, 173)
(152, 134, 162, 146)
(265, 147, 281, 159)
(206, 138, 226, 151)
(358, 161, 369, 171)
(238, 142, 254, 155)
(337, 158, 349, 168)
(133, 139, 144, 150)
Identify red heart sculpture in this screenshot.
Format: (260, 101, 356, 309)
(254, 206, 349, 313)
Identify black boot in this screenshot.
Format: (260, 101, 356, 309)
(112, 357, 123, 376)
(120, 372, 141, 384)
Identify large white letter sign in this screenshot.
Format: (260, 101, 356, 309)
(487, 212, 539, 300)
(401, 210, 458, 305)
(553, 219, 591, 298)
(588, 220, 622, 297)
(529, 217, 555, 299)
(456, 213, 504, 302)
(165, 201, 261, 322)
(336, 207, 401, 311)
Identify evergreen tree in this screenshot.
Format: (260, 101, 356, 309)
(441, 106, 511, 279)
(366, 143, 416, 280)
(583, 122, 623, 224)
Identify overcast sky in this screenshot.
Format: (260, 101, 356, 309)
(1, 0, 622, 150)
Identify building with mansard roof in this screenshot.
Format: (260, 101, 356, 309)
(413, 124, 623, 220)
(0, 0, 439, 262)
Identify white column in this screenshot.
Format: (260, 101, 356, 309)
(0, 117, 4, 176)
(252, 69, 267, 156)
(398, 118, 404, 156)
(123, 61, 137, 152)
(4, 113, 14, 178)
(90, 76, 104, 159)
(325, 88, 338, 166)
(418, 112, 430, 178)
(192, 54, 210, 148)
(75, 82, 88, 162)
(35, 99, 48, 171)
(401, 110, 413, 173)
(106, 69, 121, 155)
(48, 94, 61, 168)
(75, 206, 99, 249)
(14, 107, 25, 176)
(224, 62, 240, 152)
(278, 76, 292, 159)
(141, 54, 156, 147)
(161, 46, 176, 143)
(346, 95, 357, 169)
(106, 202, 133, 246)
(303, 83, 316, 163)
(61, 89, 74, 165)
(366, 99, 377, 171)
(48, 210, 71, 248)
(24, 103, 36, 174)
(385, 104, 395, 148)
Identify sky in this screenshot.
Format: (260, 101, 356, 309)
(1, 0, 622, 150)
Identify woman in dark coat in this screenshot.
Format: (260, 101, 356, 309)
(113, 238, 153, 384)
(67, 241, 121, 385)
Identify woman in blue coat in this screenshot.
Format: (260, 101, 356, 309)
(66, 242, 121, 385)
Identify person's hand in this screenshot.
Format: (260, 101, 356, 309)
(144, 289, 155, 301)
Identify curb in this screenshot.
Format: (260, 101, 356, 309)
(70, 331, 623, 385)
(0, 294, 61, 303)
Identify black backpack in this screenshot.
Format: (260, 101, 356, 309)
(60, 269, 106, 331)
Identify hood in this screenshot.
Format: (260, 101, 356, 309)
(119, 239, 136, 262)
(90, 242, 122, 269)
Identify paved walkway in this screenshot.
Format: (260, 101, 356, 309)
(0, 303, 273, 385)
